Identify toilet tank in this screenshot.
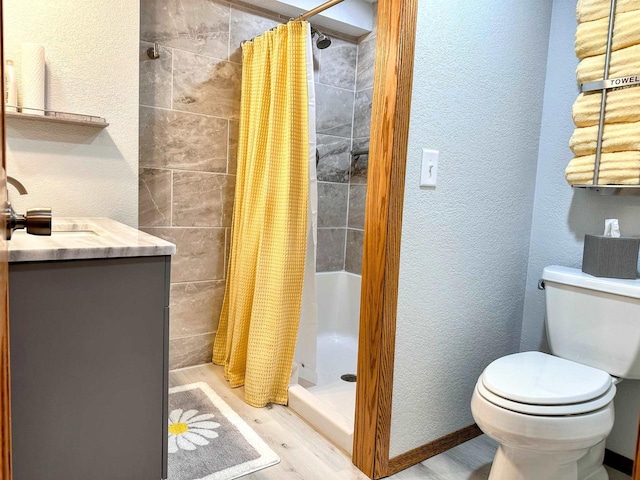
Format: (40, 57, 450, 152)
(542, 265, 640, 379)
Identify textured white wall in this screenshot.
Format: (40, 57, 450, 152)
(4, 1, 139, 226)
(522, 0, 640, 459)
(389, 0, 553, 457)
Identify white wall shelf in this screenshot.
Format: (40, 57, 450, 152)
(6, 109, 109, 128)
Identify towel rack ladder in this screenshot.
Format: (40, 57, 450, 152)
(573, 0, 640, 196)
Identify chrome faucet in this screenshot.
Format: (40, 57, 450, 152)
(3, 175, 51, 239)
(7, 176, 28, 195)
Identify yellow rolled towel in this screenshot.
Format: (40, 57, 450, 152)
(577, 0, 639, 23)
(570, 121, 640, 156)
(565, 151, 640, 185)
(576, 10, 640, 59)
(573, 87, 640, 127)
(576, 43, 640, 85)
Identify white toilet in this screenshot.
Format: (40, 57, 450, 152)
(471, 265, 640, 480)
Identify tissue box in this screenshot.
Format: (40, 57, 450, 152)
(582, 234, 640, 279)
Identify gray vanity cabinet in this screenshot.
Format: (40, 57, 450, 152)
(9, 256, 170, 480)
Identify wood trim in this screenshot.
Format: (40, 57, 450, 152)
(604, 448, 634, 477)
(634, 414, 640, 480)
(352, 0, 418, 478)
(387, 424, 482, 477)
(0, 1, 11, 478)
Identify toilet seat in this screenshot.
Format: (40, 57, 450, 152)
(477, 378, 616, 416)
(478, 351, 616, 416)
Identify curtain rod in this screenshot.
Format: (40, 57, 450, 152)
(241, 0, 344, 45)
(295, 0, 345, 21)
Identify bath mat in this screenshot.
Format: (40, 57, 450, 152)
(168, 382, 280, 480)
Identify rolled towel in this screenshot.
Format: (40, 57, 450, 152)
(577, 43, 640, 85)
(570, 121, 640, 156)
(573, 87, 640, 127)
(576, 10, 640, 59)
(565, 151, 640, 185)
(577, 0, 639, 23)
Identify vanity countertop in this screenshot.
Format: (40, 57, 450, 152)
(9, 217, 176, 263)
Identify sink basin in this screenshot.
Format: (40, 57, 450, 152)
(13, 229, 98, 237)
(8, 217, 176, 263)
(10, 219, 104, 243)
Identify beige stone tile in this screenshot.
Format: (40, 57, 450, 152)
(170, 281, 226, 338)
(172, 50, 242, 120)
(228, 120, 239, 175)
(172, 171, 235, 227)
(317, 228, 346, 272)
(316, 83, 355, 138)
(140, 0, 229, 60)
(169, 333, 215, 370)
(350, 137, 369, 184)
(345, 229, 363, 275)
(229, 6, 280, 63)
(141, 227, 226, 282)
(139, 106, 229, 173)
(140, 42, 172, 109)
(318, 37, 357, 90)
(353, 88, 373, 138)
(356, 36, 376, 91)
(139, 168, 172, 227)
(318, 182, 348, 228)
(348, 184, 367, 230)
(317, 135, 351, 183)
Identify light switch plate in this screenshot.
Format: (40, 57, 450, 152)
(420, 149, 439, 187)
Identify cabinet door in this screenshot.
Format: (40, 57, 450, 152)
(10, 257, 167, 480)
(162, 304, 170, 479)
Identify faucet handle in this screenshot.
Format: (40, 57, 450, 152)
(24, 208, 52, 236)
(5, 204, 52, 240)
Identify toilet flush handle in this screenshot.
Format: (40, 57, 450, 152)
(538, 279, 545, 290)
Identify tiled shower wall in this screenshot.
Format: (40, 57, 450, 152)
(316, 11, 376, 275)
(349, 19, 376, 274)
(138, 0, 375, 369)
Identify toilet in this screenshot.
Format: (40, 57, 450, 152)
(471, 265, 640, 480)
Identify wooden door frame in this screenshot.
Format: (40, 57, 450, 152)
(634, 416, 640, 480)
(351, 0, 417, 478)
(0, 1, 11, 478)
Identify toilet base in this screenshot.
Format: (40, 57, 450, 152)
(488, 440, 608, 480)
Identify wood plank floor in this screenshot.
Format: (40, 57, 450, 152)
(170, 364, 631, 480)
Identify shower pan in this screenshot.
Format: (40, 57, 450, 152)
(290, 271, 362, 454)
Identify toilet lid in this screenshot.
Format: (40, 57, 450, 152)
(477, 377, 616, 416)
(481, 352, 613, 405)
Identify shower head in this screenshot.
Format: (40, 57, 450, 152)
(316, 32, 332, 49)
(312, 28, 332, 49)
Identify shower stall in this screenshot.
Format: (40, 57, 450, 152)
(289, 4, 377, 454)
(290, 272, 363, 454)
(139, 0, 377, 456)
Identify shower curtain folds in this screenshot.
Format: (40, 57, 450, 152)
(213, 21, 313, 408)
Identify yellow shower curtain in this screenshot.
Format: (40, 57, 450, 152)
(212, 21, 310, 408)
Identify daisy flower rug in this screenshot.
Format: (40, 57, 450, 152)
(168, 382, 280, 480)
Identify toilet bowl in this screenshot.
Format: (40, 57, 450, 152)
(471, 352, 616, 480)
(471, 266, 640, 480)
